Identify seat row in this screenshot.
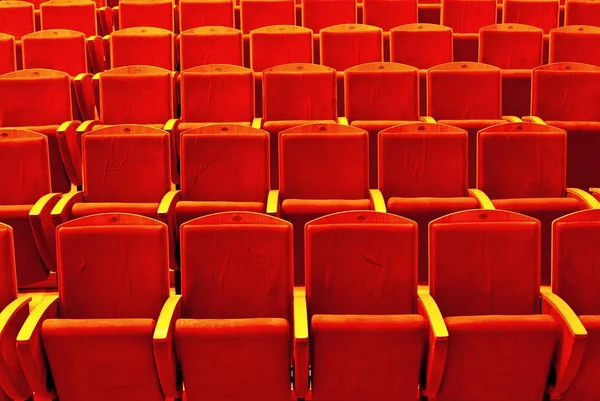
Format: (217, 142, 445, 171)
(0, 208, 599, 400)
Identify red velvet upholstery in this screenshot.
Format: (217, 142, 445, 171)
(477, 122, 583, 285)
(178, 0, 235, 31)
(301, 0, 357, 33)
(428, 62, 503, 187)
(531, 62, 600, 189)
(179, 27, 243, 70)
(22, 29, 88, 76)
(345, 62, 420, 187)
(379, 122, 479, 284)
(565, 0, 600, 26)
(279, 124, 371, 283)
(362, 0, 418, 31)
(250, 25, 313, 72)
(240, 0, 295, 34)
(40, 0, 99, 37)
(503, 0, 560, 33)
(429, 209, 559, 401)
(550, 25, 600, 66)
(0, 1, 34, 39)
(176, 124, 270, 226)
(118, 0, 175, 31)
(110, 27, 174, 70)
(38, 213, 171, 401)
(176, 212, 293, 401)
(306, 211, 426, 401)
(99, 65, 175, 125)
(0, 69, 74, 193)
(0, 34, 16, 75)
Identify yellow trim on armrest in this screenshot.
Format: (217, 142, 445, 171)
(30, 193, 62, 271)
(468, 188, 495, 210)
(369, 189, 386, 213)
(293, 287, 309, 398)
(523, 116, 547, 125)
(153, 295, 182, 398)
(266, 190, 280, 216)
(420, 116, 437, 124)
(567, 188, 600, 209)
(502, 116, 523, 123)
(77, 119, 101, 135)
(337, 116, 349, 126)
(252, 117, 262, 129)
(0, 296, 31, 341)
(0, 296, 32, 399)
(51, 191, 84, 226)
(158, 190, 181, 221)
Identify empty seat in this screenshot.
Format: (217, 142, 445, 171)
(174, 124, 273, 226)
(426, 209, 584, 401)
(116, 0, 175, 31)
(272, 123, 385, 283)
(362, 0, 418, 31)
(22, 30, 89, 76)
(379, 122, 492, 283)
(479, 23, 544, 116)
(0, 69, 79, 193)
(565, 0, 600, 26)
(441, 0, 496, 61)
(305, 211, 432, 401)
(477, 121, 596, 284)
(390, 23, 453, 115)
(0, 1, 35, 40)
(240, 0, 295, 34)
(0, 34, 16, 75)
(40, 0, 112, 37)
(503, 0, 560, 33)
(549, 25, 600, 66)
(302, 0, 357, 33)
(179, 27, 243, 70)
(16, 213, 180, 401)
(178, 0, 235, 30)
(107, 27, 175, 70)
(427, 62, 512, 187)
(260, 63, 343, 188)
(530, 62, 600, 190)
(344, 62, 421, 187)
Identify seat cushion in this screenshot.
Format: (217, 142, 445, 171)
(281, 199, 371, 215)
(387, 196, 479, 214)
(175, 200, 265, 226)
(71, 202, 160, 220)
(262, 120, 337, 134)
(492, 197, 581, 215)
(311, 314, 426, 401)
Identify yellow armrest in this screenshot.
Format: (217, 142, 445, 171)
(523, 116, 547, 125)
(468, 188, 495, 210)
(252, 117, 262, 129)
(420, 116, 437, 123)
(567, 188, 600, 209)
(157, 190, 181, 223)
(369, 189, 386, 213)
(502, 116, 523, 123)
(153, 294, 182, 398)
(337, 116, 349, 126)
(293, 287, 309, 398)
(51, 190, 84, 227)
(29, 193, 62, 272)
(266, 189, 280, 216)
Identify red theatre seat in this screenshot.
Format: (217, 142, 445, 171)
(16, 213, 181, 401)
(379, 122, 494, 284)
(178, 27, 243, 70)
(477, 121, 597, 285)
(154, 212, 305, 401)
(565, 0, 600, 26)
(549, 25, 600, 66)
(425, 209, 585, 401)
(240, 0, 295, 34)
(0, 34, 16, 75)
(173, 124, 275, 227)
(304, 211, 441, 401)
(0, 1, 35, 69)
(479, 23, 544, 117)
(503, 0, 560, 33)
(105, 27, 175, 70)
(362, 0, 418, 32)
(427, 61, 518, 187)
(178, 0, 235, 31)
(272, 123, 386, 283)
(529, 62, 600, 190)
(115, 0, 175, 32)
(22, 29, 89, 77)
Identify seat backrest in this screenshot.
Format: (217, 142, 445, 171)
(441, 0, 497, 33)
(279, 123, 368, 199)
(477, 122, 567, 199)
(0, 129, 51, 205)
(479, 23, 544, 69)
(56, 213, 170, 319)
(532, 62, 600, 121)
(178, 0, 234, 31)
(306, 211, 418, 318)
(0, 224, 17, 311)
(82, 125, 171, 203)
(345, 62, 419, 122)
(22, 29, 87, 76)
(99, 65, 174, 124)
(503, 0, 559, 33)
(379, 122, 469, 197)
(0, 1, 35, 39)
(301, 0, 357, 33)
(110, 27, 174, 70)
(263, 63, 337, 122)
(40, 0, 98, 37)
(0, 33, 16, 75)
(180, 212, 293, 321)
(249, 25, 313, 72)
(118, 0, 175, 31)
(390, 23, 453, 69)
(180, 64, 254, 123)
(362, 0, 418, 31)
(549, 25, 600, 67)
(179, 124, 269, 202)
(240, 0, 295, 34)
(552, 209, 600, 315)
(320, 24, 383, 71)
(430, 209, 541, 317)
(427, 62, 502, 120)
(565, 0, 600, 27)
(0, 69, 73, 127)
(179, 27, 243, 69)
